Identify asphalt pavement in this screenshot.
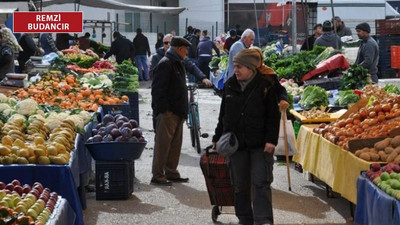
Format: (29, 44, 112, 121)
(83, 81, 354, 225)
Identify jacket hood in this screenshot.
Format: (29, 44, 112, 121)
(156, 47, 166, 56)
(321, 32, 336, 41)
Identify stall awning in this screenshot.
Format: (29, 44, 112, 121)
(0, 8, 18, 14)
(41, 0, 186, 15)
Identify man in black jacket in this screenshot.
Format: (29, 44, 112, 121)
(355, 22, 379, 83)
(18, 33, 44, 72)
(104, 31, 135, 64)
(151, 37, 194, 186)
(300, 23, 322, 51)
(133, 28, 151, 81)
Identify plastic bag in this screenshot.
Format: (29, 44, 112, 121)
(274, 118, 297, 156)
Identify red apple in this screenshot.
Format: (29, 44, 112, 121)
(13, 185, 23, 195)
(29, 189, 40, 199)
(22, 186, 31, 194)
(46, 205, 54, 213)
(4, 189, 11, 194)
(370, 163, 381, 172)
(5, 184, 14, 192)
(0, 182, 5, 190)
(11, 179, 21, 186)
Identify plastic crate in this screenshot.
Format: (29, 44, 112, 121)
(376, 19, 400, 35)
(303, 77, 341, 90)
(86, 142, 147, 161)
(95, 160, 134, 200)
(391, 46, 400, 69)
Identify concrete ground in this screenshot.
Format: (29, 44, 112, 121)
(83, 81, 354, 225)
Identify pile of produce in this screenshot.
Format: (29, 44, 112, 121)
(383, 84, 400, 95)
(79, 73, 113, 89)
(298, 86, 329, 109)
(366, 163, 400, 199)
(87, 114, 145, 143)
(265, 46, 326, 82)
(300, 107, 331, 119)
(334, 90, 360, 107)
(0, 180, 60, 225)
(313, 94, 400, 148)
(339, 64, 370, 90)
(209, 57, 220, 68)
(354, 136, 400, 162)
(280, 78, 304, 96)
(218, 55, 228, 71)
(112, 61, 140, 93)
(10, 72, 127, 111)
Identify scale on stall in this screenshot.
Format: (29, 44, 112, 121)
(25, 56, 50, 76)
(1, 73, 28, 88)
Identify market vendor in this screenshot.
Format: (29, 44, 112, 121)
(355, 22, 379, 83)
(104, 31, 135, 64)
(40, 33, 62, 56)
(0, 31, 14, 80)
(314, 20, 342, 50)
(18, 33, 44, 72)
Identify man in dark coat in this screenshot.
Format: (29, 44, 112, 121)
(355, 22, 379, 83)
(224, 29, 240, 53)
(18, 33, 44, 72)
(104, 31, 135, 64)
(332, 16, 352, 37)
(133, 28, 151, 81)
(301, 23, 322, 51)
(197, 30, 220, 79)
(0, 32, 14, 80)
(314, 20, 342, 50)
(151, 37, 195, 186)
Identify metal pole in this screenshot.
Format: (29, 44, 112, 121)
(254, 0, 261, 47)
(263, 0, 267, 30)
(216, 21, 218, 39)
(292, 0, 297, 54)
(164, 21, 166, 34)
(150, 0, 153, 32)
(227, 0, 230, 30)
(212, 25, 214, 40)
(301, 0, 309, 50)
(157, 25, 159, 34)
(185, 18, 188, 35)
(330, 0, 339, 49)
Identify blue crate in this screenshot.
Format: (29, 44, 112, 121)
(86, 142, 147, 161)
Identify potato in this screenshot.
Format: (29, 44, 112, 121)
(359, 152, 371, 161)
(370, 152, 380, 161)
(385, 147, 394, 154)
(378, 151, 388, 161)
(387, 151, 399, 162)
(374, 138, 392, 150)
(391, 136, 400, 148)
(395, 154, 400, 163)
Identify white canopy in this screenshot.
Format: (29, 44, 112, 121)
(41, 0, 186, 15)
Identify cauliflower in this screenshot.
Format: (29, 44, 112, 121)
(36, 109, 45, 117)
(7, 98, 17, 106)
(79, 110, 92, 123)
(16, 99, 38, 116)
(0, 93, 8, 103)
(45, 118, 62, 131)
(8, 114, 26, 123)
(3, 108, 15, 117)
(83, 72, 95, 78)
(67, 115, 84, 130)
(102, 79, 113, 87)
(98, 74, 109, 80)
(0, 103, 11, 112)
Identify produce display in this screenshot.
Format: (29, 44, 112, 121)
(299, 107, 331, 119)
(280, 78, 304, 96)
(313, 85, 400, 149)
(209, 57, 220, 68)
(366, 163, 400, 200)
(0, 180, 60, 225)
(354, 137, 400, 162)
(87, 114, 145, 143)
(112, 61, 140, 93)
(298, 85, 329, 109)
(339, 64, 370, 90)
(334, 90, 360, 107)
(383, 84, 400, 95)
(10, 72, 128, 111)
(218, 55, 228, 71)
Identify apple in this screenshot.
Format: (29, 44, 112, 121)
(14, 185, 23, 195)
(33, 182, 43, 190)
(43, 188, 51, 193)
(22, 186, 31, 194)
(15, 204, 27, 213)
(371, 163, 381, 172)
(39, 195, 49, 203)
(5, 184, 14, 192)
(29, 189, 40, 199)
(27, 208, 38, 219)
(4, 189, 11, 195)
(0, 182, 5, 190)
(50, 192, 58, 199)
(0, 190, 6, 200)
(11, 179, 21, 186)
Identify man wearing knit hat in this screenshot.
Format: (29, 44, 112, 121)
(314, 20, 342, 50)
(212, 47, 287, 225)
(355, 22, 379, 83)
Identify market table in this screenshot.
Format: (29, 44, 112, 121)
(48, 198, 76, 225)
(293, 125, 371, 204)
(0, 134, 86, 225)
(355, 173, 400, 225)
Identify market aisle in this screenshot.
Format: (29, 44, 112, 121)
(83, 82, 353, 225)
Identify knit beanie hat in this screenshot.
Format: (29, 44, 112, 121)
(356, 22, 371, 33)
(233, 47, 275, 75)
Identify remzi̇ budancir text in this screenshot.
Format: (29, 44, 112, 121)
(28, 14, 69, 30)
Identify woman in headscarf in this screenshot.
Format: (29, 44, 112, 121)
(212, 47, 288, 225)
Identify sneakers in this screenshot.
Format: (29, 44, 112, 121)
(150, 179, 172, 186)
